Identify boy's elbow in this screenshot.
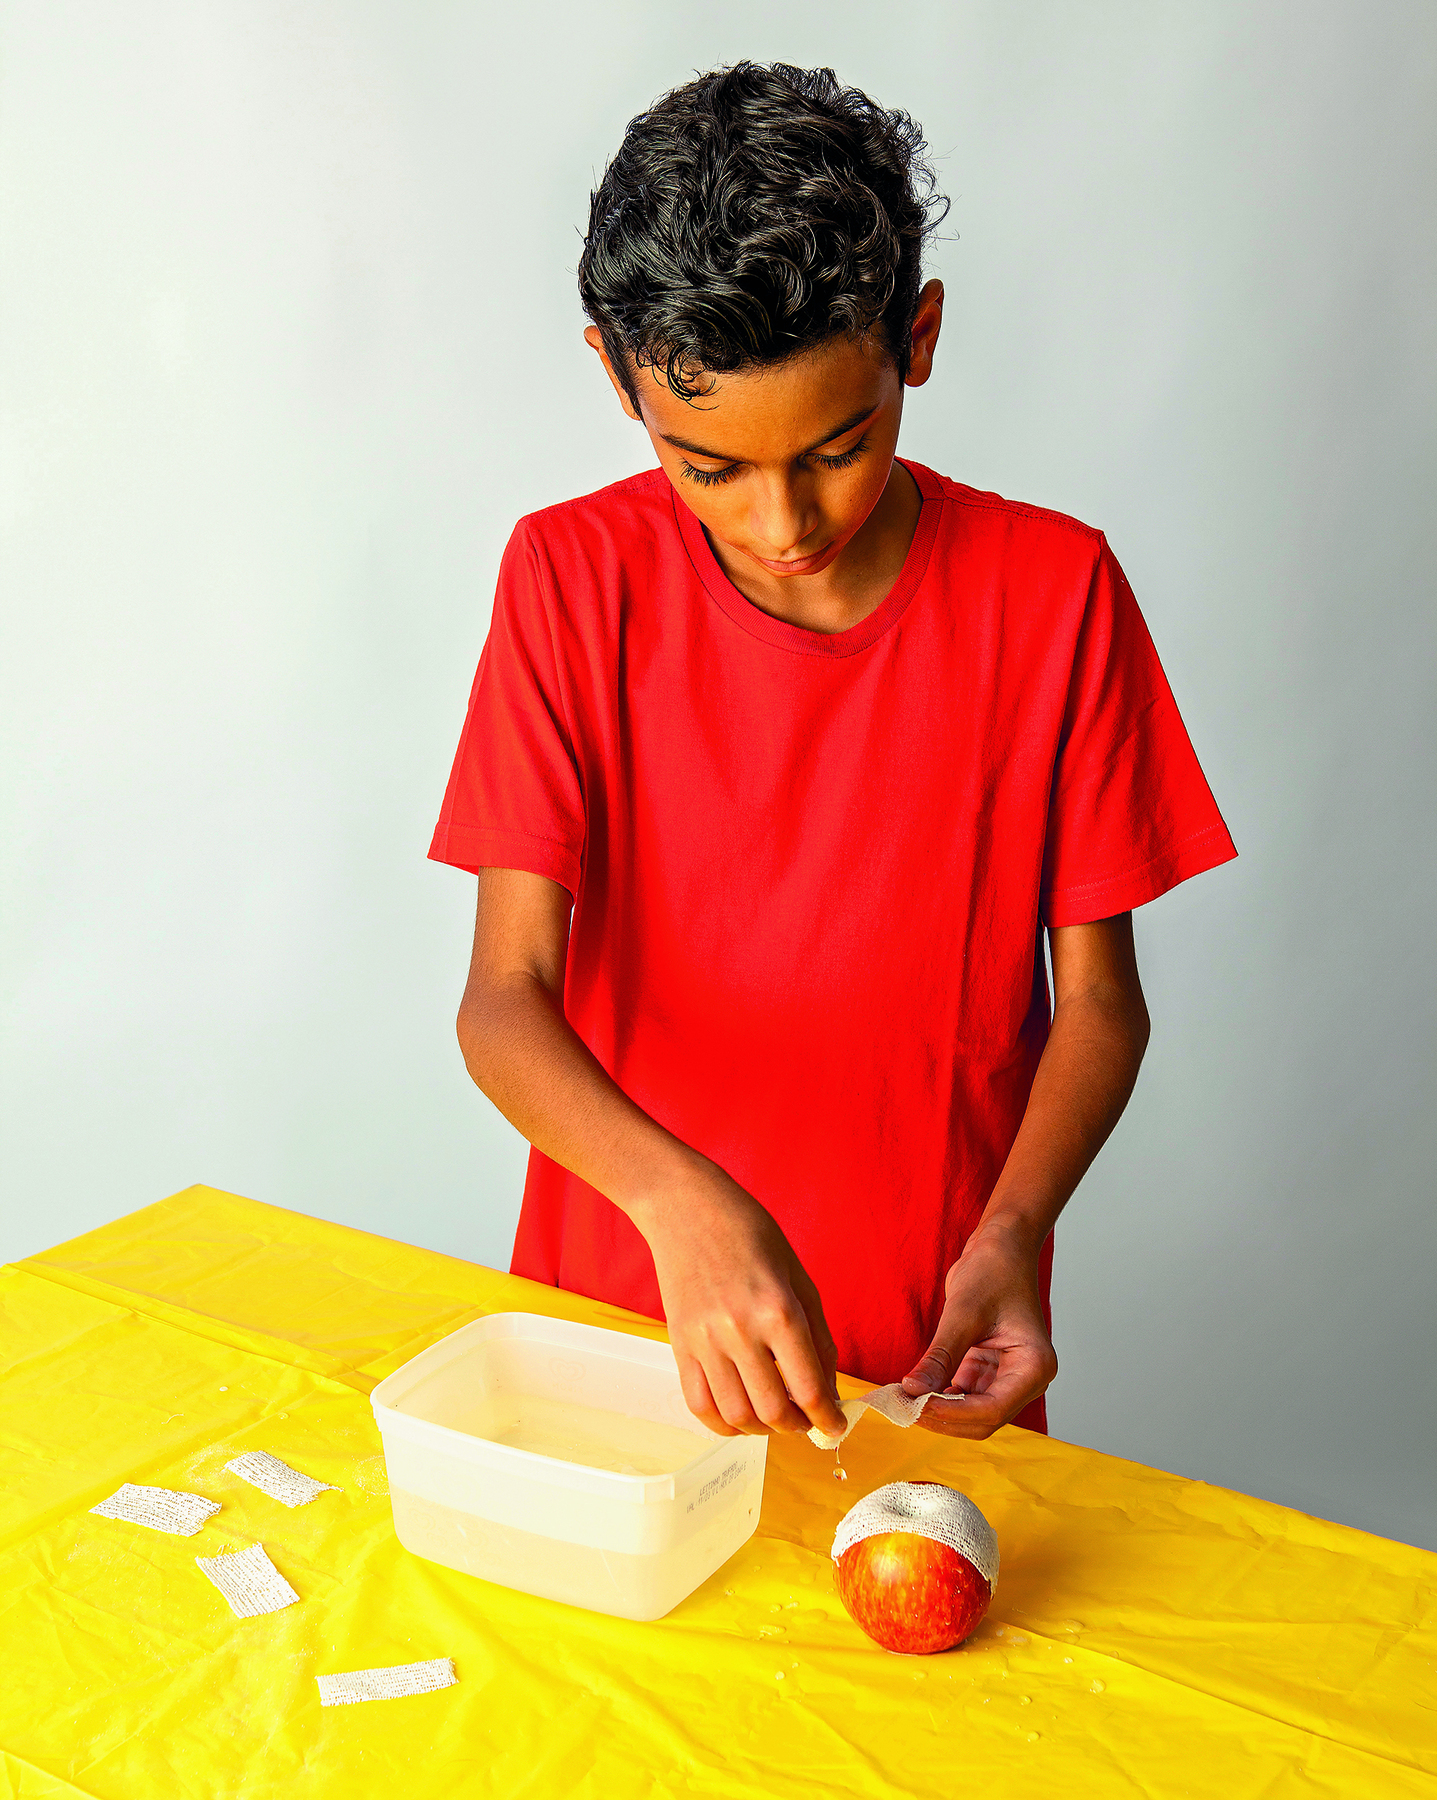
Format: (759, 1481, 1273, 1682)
(1118, 990, 1151, 1084)
(1132, 993, 1152, 1060)
(455, 990, 496, 1088)
(456, 971, 545, 1094)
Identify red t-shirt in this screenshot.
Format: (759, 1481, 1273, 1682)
(430, 461, 1235, 1429)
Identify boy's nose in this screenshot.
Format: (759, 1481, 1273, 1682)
(748, 477, 819, 559)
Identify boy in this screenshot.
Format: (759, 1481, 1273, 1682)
(430, 63, 1235, 1447)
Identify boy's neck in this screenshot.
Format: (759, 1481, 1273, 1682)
(704, 460, 924, 636)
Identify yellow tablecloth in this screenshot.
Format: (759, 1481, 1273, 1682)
(2, 1186, 1432, 1798)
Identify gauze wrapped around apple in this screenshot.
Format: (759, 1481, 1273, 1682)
(832, 1480, 998, 1654)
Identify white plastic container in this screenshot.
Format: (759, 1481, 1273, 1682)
(370, 1312, 767, 1621)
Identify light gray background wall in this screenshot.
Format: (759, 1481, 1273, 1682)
(3, 2, 1433, 1549)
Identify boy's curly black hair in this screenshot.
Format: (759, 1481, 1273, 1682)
(578, 62, 948, 405)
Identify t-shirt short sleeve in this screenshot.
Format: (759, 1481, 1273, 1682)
(428, 521, 586, 894)
(1040, 537, 1236, 927)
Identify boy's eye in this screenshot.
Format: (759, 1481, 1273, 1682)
(680, 437, 869, 487)
(812, 436, 868, 471)
(680, 460, 742, 487)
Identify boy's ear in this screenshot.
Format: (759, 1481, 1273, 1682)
(904, 279, 945, 390)
(584, 326, 644, 422)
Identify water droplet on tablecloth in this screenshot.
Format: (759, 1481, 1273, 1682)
(1019, 1695, 1031, 1705)
(1026, 1732, 1041, 1743)
(1090, 1679, 1105, 1694)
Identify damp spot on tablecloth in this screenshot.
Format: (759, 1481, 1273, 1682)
(351, 1454, 389, 1497)
(184, 1442, 243, 1489)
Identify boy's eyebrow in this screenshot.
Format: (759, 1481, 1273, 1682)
(658, 404, 879, 463)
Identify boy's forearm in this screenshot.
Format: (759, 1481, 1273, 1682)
(460, 959, 848, 1438)
(970, 932, 1151, 1260)
(458, 972, 706, 1224)
(901, 919, 1149, 1425)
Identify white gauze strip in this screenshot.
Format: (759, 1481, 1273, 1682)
(807, 1383, 950, 1450)
(226, 1451, 339, 1508)
(196, 1543, 300, 1618)
(90, 1483, 221, 1537)
(831, 1481, 999, 1588)
(316, 1659, 457, 1706)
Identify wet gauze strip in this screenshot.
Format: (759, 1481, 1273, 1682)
(807, 1382, 946, 1450)
(91, 1483, 221, 1536)
(316, 1659, 457, 1705)
(196, 1543, 300, 1617)
(226, 1451, 338, 1507)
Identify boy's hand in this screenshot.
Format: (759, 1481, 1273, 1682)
(635, 1171, 847, 1441)
(899, 1227, 1058, 1439)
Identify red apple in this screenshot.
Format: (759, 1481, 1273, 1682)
(832, 1481, 996, 1655)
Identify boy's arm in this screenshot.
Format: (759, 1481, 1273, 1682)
(903, 912, 1151, 1437)
(456, 866, 848, 1441)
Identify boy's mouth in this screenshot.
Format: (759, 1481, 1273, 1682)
(753, 543, 834, 576)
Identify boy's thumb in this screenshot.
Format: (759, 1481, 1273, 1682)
(900, 1301, 979, 1395)
(900, 1351, 952, 1396)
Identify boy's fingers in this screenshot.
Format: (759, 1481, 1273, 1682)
(791, 1271, 839, 1376)
(914, 1390, 1006, 1438)
(733, 1350, 813, 1435)
(771, 1321, 847, 1435)
(704, 1355, 770, 1435)
(916, 1347, 1056, 1438)
(677, 1355, 740, 1437)
(786, 1275, 844, 1423)
(810, 1312, 841, 1392)
(900, 1299, 985, 1396)
(954, 1345, 997, 1393)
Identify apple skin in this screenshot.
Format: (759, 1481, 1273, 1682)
(834, 1530, 992, 1654)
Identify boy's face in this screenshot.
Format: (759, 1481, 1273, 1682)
(584, 280, 942, 584)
